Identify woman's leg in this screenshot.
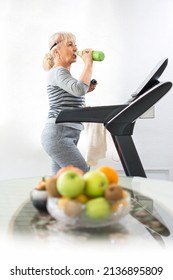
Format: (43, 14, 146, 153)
(51, 159, 61, 175)
(41, 123, 89, 175)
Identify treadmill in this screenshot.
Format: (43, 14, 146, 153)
(55, 58, 172, 178)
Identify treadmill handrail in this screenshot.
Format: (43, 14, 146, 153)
(106, 81, 172, 125)
(56, 105, 126, 124)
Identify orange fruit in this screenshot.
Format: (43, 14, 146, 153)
(36, 177, 46, 190)
(97, 166, 119, 184)
(75, 194, 89, 204)
(58, 197, 70, 208)
(111, 200, 127, 212)
(122, 190, 127, 198)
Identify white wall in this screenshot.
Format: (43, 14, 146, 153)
(0, 0, 173, 180)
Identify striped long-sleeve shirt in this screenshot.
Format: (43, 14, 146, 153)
(46, 66, 89, 129)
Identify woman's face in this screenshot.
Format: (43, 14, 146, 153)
(58, 40, 77, 66)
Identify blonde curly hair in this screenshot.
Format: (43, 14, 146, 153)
(42, 32, 76, 71)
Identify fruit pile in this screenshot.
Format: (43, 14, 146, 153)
(32, 165, 129, 222)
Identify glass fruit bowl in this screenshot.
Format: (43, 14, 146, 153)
(46, 191, 131, 228)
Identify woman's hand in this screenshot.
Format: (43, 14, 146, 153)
(87, 79, 97, 93)
(81, 48, 93, 65)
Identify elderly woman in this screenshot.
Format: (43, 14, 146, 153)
(41, 32, 97, 175)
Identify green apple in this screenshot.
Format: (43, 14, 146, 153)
(84, 171, 109, 197)
(57, 170, 85, 198)
(85, 197, 111, 220)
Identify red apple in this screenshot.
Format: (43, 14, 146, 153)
(55, 165, 84, 178)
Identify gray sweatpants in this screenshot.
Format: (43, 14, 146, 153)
(41, 123, 89, 175)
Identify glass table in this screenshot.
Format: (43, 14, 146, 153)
(0, 176, 173, 250)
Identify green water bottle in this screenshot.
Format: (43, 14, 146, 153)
(77, 50, 105, 61)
